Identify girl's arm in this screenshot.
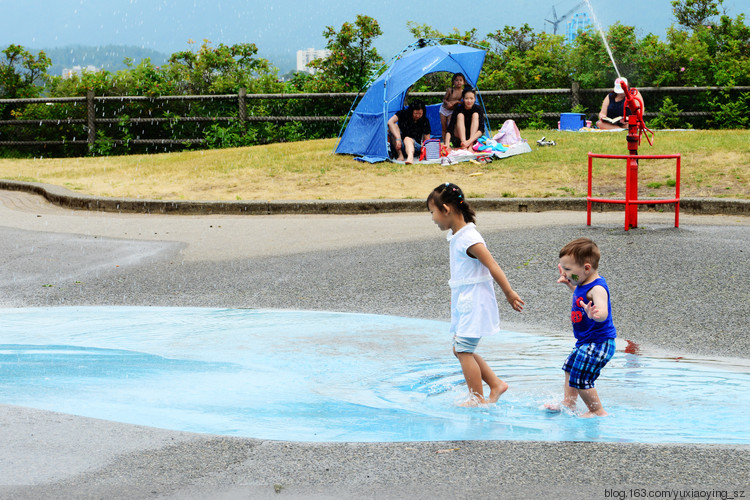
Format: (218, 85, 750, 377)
(468, 243, 524, 311)
(584, 285, 610, 321)
(458, 111, 483, 149)
(599, 95, 610, 121)
(635, 90, 645, 114)
(444, 89, 462, 109)
(466, 113, 484, 145)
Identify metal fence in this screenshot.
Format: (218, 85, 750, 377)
(1, 85, 747, 155)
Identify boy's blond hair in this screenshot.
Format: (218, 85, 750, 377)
(559, 238, 601, 269)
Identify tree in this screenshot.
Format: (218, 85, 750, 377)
(672, 0, 723, 30)
(406, 22, 487, 47)
(566, 23, 651, 88)
(483, 31, 570, 90)
(0, 45, 51, 99)
(707, 13, 750, 86)
(403, 23, 491, 92)
(306, 15, 383, 91)
(487, 24, 539, 55)
(0, 45, 52, 120)
(166, 39, 280, 95)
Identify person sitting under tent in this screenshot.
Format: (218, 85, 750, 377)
(387, 100, 432, 164)
(444, 89, 485, 151)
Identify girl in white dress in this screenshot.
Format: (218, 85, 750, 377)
(426, 183, 525, 405)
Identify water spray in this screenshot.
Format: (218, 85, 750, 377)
(583, 0, 621, 77)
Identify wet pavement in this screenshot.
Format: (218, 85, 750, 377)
(0, 189, 748, 499)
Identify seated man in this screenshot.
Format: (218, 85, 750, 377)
(387, 100, 431, 164)
(444, 88, 485, 150)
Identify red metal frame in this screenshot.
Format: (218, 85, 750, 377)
(587, 152, 681, 230)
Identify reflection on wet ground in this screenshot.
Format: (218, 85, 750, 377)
(1, 307, 748, 443)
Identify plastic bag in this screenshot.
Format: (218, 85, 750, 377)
(492, 119, 523, 146)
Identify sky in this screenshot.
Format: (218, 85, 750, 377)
(2, 0, 749, 72)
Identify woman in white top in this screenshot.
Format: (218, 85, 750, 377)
(426, 183, 525, 406)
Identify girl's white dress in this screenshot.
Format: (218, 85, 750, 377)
(447, 223, 500, 339)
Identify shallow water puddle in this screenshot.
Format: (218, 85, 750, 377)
(1, 307, 747, 443)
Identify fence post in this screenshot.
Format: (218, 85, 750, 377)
(86, 90, 96, 151)
(571, 81, 580, 110)
(238, 87, 247, 124)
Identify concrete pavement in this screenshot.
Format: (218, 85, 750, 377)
(0, 188, 748, 499)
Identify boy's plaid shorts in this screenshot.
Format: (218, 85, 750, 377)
(562, 339, 616, 390)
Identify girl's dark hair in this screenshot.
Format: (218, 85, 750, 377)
(426, 182, 476, 224)
(462, 88, 476, 98)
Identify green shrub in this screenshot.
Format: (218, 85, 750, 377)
(649, 97, 687, 129)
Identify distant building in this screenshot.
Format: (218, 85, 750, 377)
(566, 12, 592, 44)
(62, 65, 99, 79)
(296, 48, 331, 74)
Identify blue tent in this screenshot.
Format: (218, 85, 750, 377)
(335, 43, 487, 161)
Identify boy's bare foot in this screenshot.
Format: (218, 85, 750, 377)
(488, 381, 508, 403)
(458, 399, 478, 407)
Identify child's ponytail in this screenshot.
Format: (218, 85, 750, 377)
(426, 182, 476, 224)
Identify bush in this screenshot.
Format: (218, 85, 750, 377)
(709, 90, 750, 129)
(649, 97, 688, 129)
(203, 121, 257, 149)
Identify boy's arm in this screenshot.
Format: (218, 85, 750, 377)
(584, 285, 610, 321)
(468, 243, 524, 311)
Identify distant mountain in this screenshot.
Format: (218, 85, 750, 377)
(257, 48, 297, 75)
(39, 45, 169, 78)
(36, 44, 297, 78)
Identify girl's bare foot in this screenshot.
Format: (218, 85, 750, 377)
(580, 409, 608, 418)
(457, 394, 485, 407)
(543, 401, 577, 412)
(488, 381, 508, 403)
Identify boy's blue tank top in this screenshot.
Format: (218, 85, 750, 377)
(571, 276, 617, 347)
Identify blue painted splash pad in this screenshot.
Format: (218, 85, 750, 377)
(1, 307, 748, 444)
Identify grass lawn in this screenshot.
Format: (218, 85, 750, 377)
(0, 129, 748, 201)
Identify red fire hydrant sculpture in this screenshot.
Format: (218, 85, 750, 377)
(587, 81, 681, 230)
(622, 81, 652, 228)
